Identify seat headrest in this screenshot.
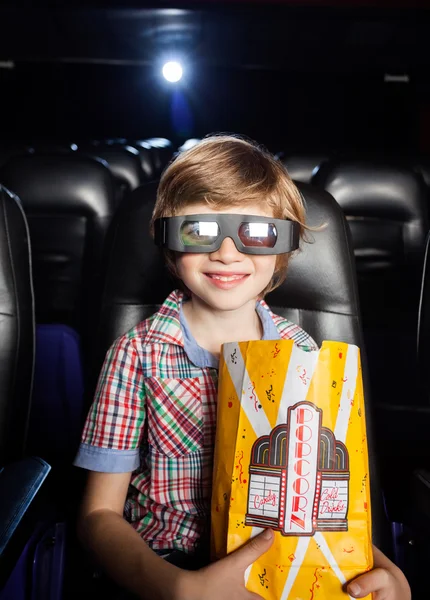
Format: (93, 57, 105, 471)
(0, 185, 34, 462)
(0, 154, 115, 218)
(314, 160, 427, 223)
(97, 181, 362, 353)
(140, 138, 174, 174)
(79, 145, 144, 191)
(130, 141, 154, 180)
(279, 154, 328, 183)
(143, 137, 173, 150)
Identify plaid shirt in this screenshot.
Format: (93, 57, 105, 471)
(74, 290, 317, 553)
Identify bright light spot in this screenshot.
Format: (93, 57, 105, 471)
(249, 223, 269, 237)
(199, 222, 218, 236)
(162, 61, 183, 83)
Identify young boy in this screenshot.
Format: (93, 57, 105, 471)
(74, 136, 410, 600)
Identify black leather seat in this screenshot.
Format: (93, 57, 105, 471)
(78, 143, 145, 206)
(100, 139, 154, 181)
(127, 140, 155, 181)
(277, 153, 328, 183)
(313, 160, 428, 327)
(0, 154, 116, 333)
(139, 138, 174, 176)
(92, 180, 390, 553)
(0, 186, 51, 591)
(0, 185, 34, 464)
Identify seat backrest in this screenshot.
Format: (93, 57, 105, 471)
(93, 180, 389, 550)
(79, 144, 145, 205)
(314, 160, 428, 325)
(128, 140, 155, 180)
(0, 186, 34, 464)
(278, 153, 328, 183)
(0, 154, 116, 332)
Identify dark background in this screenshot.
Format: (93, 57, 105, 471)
(0, 1, 429, 155)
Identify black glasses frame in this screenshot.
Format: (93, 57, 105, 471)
(154, 213, 300, 255)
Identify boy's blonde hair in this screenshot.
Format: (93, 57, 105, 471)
(150, 134, 307, 296)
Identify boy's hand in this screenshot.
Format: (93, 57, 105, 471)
(346, 545, 411, 600)
(180, 529, 274, 600)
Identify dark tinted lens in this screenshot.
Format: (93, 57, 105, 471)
(238, 222, 277, 247)
(180, 221, 220, 246)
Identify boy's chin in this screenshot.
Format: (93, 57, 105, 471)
(195, 291, 259, 312)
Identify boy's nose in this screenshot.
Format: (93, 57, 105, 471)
(209, 237, 244, 263)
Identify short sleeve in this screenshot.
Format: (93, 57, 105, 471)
(73, 334, 146, 473)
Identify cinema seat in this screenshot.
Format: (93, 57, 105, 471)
(0, 186, 34, 463)
(277, 153, 328, 183)
(0, 186, 51, 595)
(126, 140, 155, 180)
(0, 154, 116, 472)
(139, 137, 174, 175)
(278, 152, 327, 183)
(0, 153, 116, 331)
(313, 159, 428, 411)
(78, 143, 145, 206)
(313, 159, 428, 328)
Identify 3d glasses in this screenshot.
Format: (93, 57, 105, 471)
(153, 214, 300, 255)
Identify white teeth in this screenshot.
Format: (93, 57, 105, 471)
(209, 274, 245, 282)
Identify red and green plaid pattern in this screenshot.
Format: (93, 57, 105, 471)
(80, 290, 316, 553)
(145, 377, 203, 455)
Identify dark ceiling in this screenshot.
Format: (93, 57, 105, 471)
(0, 1, 428, 152)
(0, 3, 429, 76)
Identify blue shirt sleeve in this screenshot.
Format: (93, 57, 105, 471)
(73, 442, 140, 473)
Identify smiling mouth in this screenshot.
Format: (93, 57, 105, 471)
(205, 273, 249, 282)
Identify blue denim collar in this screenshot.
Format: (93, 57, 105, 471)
(179, 299, 281, 369)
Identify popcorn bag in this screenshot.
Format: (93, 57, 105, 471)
(211, 340, 372, 600)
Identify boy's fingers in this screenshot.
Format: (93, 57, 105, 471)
(228, 529, 274, 570)
(347, 568, 391, 599)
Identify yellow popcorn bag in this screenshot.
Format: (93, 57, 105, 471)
(211, 340, 372, 600)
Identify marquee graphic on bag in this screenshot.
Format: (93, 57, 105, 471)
(245, 401, 350, 536)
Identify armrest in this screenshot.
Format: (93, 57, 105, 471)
(0, 457, 50, 587)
